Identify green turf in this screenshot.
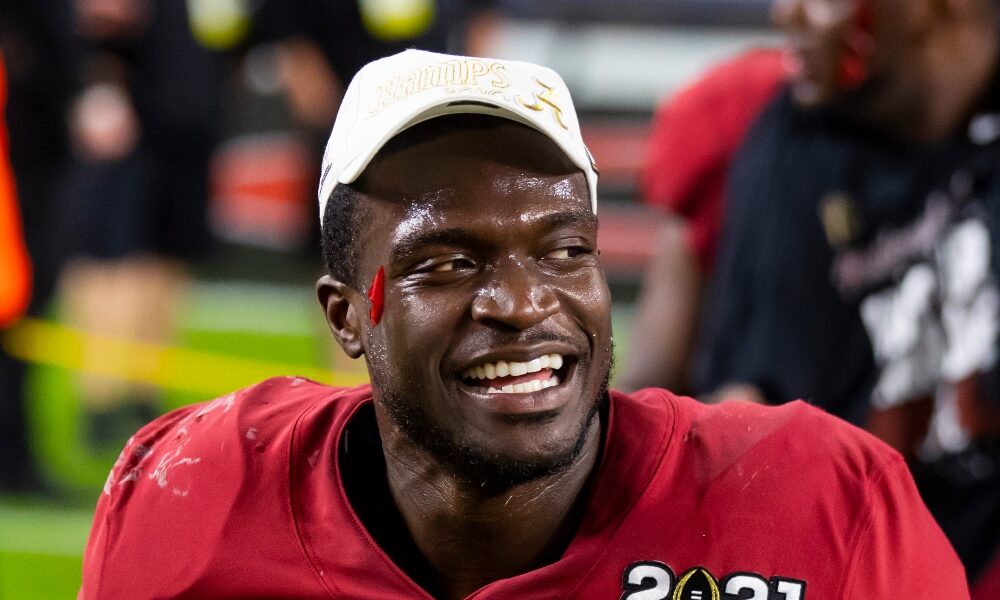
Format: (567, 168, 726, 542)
(0, 552, 83, 600)
(0, 501, 91, 599)
(23, 282, 339, 496)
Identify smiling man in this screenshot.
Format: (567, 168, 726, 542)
(80, 50, 967, 599)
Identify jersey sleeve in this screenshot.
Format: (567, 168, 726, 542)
(844, 454, 968, 598)
(78, 405, 200, 600)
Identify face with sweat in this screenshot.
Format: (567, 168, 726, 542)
(323, 115, 613, 486)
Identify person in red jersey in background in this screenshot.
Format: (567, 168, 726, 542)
(79, 50, 966, 600)
(621, 48, 786, 395)
(622, 0, 1000, 588)
(0, 54, 31, 329)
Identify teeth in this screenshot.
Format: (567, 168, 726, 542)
(462, 354, 564, 380)
(483, 376, 558, 394)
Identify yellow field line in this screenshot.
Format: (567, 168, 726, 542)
(0, 318, 368, 396)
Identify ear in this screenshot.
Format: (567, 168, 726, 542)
(316, 275, 365, 359)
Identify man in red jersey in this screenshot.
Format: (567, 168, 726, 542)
(80, 49, 967, 600)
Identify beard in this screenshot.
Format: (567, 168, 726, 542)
(369, 351, 613, 493)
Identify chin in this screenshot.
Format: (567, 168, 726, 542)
(372, 347, 612, 490)
(791, 80, 824, 108)
(447, 411, 600, 491)
(380, 382, 606, 492)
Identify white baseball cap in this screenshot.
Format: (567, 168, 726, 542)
(317, 49, 599, 224)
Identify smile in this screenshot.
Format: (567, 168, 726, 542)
(461, 353, 565, 394)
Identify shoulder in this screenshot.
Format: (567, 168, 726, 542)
(100, 377, 370, 502)
(687, 397, 900, 476)
(658, 48, 785, 116)
(620, 390, 902, 486)
(603, 391, 964, 595)
(652, 48, 786, 142)
(82, 378, 372, 597)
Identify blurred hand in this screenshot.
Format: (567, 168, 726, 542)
(277, 39, 342, 129)
(75, 0, 151, 40)
(464, 9, 502, 58)
(70, 83, 141, 162)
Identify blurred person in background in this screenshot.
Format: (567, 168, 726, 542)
(250, 0, 499, 187)
(0, 0, 77, 492)
(206, 0, 499, 254)
(57, 0, 228, 446)
(620, 48, 786, 396)
(627, 0, 1000, 587)
(256, 0, 498, 95)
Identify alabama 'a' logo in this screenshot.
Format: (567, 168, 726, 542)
(621, 562, 805, 600)
(515, 77, 569, 130)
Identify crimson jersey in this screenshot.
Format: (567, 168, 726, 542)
(80, 377, 966, 599)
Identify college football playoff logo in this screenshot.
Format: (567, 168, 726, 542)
(621, 562, 805, 600)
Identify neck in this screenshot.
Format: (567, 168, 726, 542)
(378, 415, 603, 600)
(920, 22, 999, 142)
(873, 21, 1000, 143)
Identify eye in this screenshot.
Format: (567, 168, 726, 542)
(420, 256, 476, 274)
(545, 245, 589, 260)
(431, 259, 458, 272)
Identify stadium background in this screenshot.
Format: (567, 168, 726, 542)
(0, 1, 775, 597)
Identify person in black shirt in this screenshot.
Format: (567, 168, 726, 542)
(692, 0, 1000, 585)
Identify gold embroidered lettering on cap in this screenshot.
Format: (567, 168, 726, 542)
(489, 63, 510, 89)
(367, 59, 506, 117)
(516, 77, 568, 130)
(403, 71, 419, 96)
(443, 60, 460, 85)
(469, 60, 489, 84)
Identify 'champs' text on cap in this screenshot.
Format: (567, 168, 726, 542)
(317, 49, 599, 224)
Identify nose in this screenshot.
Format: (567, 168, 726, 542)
(771, 0, 804, 29)
(471, 260, 560, 331)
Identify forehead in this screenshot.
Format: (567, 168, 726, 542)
(355, 117, 593, 248)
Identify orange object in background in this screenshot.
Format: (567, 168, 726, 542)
(0, 54, 32, 327)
